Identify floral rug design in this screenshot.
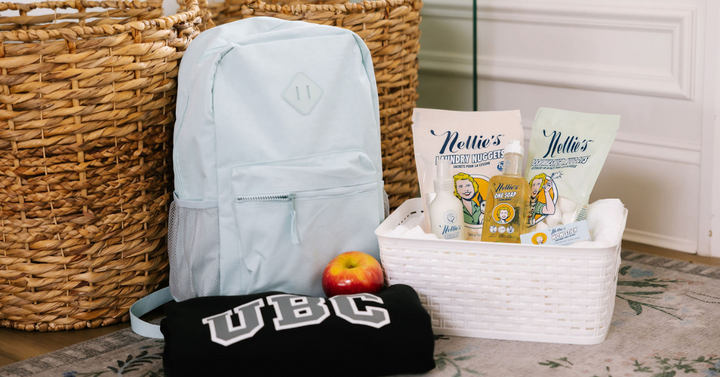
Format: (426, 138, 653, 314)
(1, 251, 720, 377)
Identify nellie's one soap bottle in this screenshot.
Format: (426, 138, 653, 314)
(430, 160, 467, 240)
(481, 140, 530, 243)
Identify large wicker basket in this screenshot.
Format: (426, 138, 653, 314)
(0, 0, 204, 331)
(207, 0, 422, 210)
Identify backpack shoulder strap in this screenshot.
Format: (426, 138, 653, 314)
(130, 287, 175, 338)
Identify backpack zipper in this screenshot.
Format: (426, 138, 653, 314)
(234, 182, 377, 245)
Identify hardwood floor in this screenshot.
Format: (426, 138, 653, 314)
(0, 308, 163, 368)
(0, 322, 132, 367)
(1, 241, 719, 368)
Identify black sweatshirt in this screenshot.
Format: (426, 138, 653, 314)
(161, 284, 436, 376)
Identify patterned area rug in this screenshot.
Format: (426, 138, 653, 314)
(1, 250, 719, 377)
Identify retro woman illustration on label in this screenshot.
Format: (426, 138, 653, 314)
(453, 172, 486, 226)
(529, 172, 557, 226)
(531, 232, 548, 245)
(528, 173, 558, 226)
(492, 203, 515, 225)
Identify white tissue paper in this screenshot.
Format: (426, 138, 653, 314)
(401, 226, 429, 239)
(569, 240, 595, 248)
(572, 198, 626, 248)
(384, 225, 438, 240)
(385, 225, 409, 237)
(587, 199, 624, 233)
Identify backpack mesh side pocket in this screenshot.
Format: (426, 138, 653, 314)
(168, 201, 221, 302)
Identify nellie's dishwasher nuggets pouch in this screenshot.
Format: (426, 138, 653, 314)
(412, 109, 524, 241)
(525, 108, 620, 230)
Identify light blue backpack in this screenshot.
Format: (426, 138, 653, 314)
(131, 17, 386, 337)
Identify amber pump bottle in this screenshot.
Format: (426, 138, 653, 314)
(481, 140, 530, 243)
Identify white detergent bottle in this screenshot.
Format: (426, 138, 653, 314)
(430, 160, 467, 240)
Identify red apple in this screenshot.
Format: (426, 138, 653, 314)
(322, 251, 384, 297)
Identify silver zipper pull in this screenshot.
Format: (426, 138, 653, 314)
(289, 193, 299, 245)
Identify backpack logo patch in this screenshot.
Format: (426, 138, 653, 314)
(282, 72, 323, 115)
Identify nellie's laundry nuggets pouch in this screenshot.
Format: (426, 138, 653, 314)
(525, 108, 620, 230)
(412, 109, 524, 241)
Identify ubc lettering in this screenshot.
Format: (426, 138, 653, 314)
(329, 294, 391, 329)
(201, 298, 265, 347)
(202, 294, 391, 346)
(266, 294, 330, 330)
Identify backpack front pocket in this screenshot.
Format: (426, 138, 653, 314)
(231, 150, 383, 297)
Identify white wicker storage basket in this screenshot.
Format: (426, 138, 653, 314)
(376, 198, 628, 345)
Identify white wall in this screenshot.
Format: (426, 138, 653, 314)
(417, 0, 719, 255)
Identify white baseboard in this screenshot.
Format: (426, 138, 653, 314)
(623, 228, 697, 254)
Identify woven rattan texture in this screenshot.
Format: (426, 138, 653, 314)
(0, 0, 204, 331)
(208, 0, 422, 210)
(179, 0, 214, 30)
